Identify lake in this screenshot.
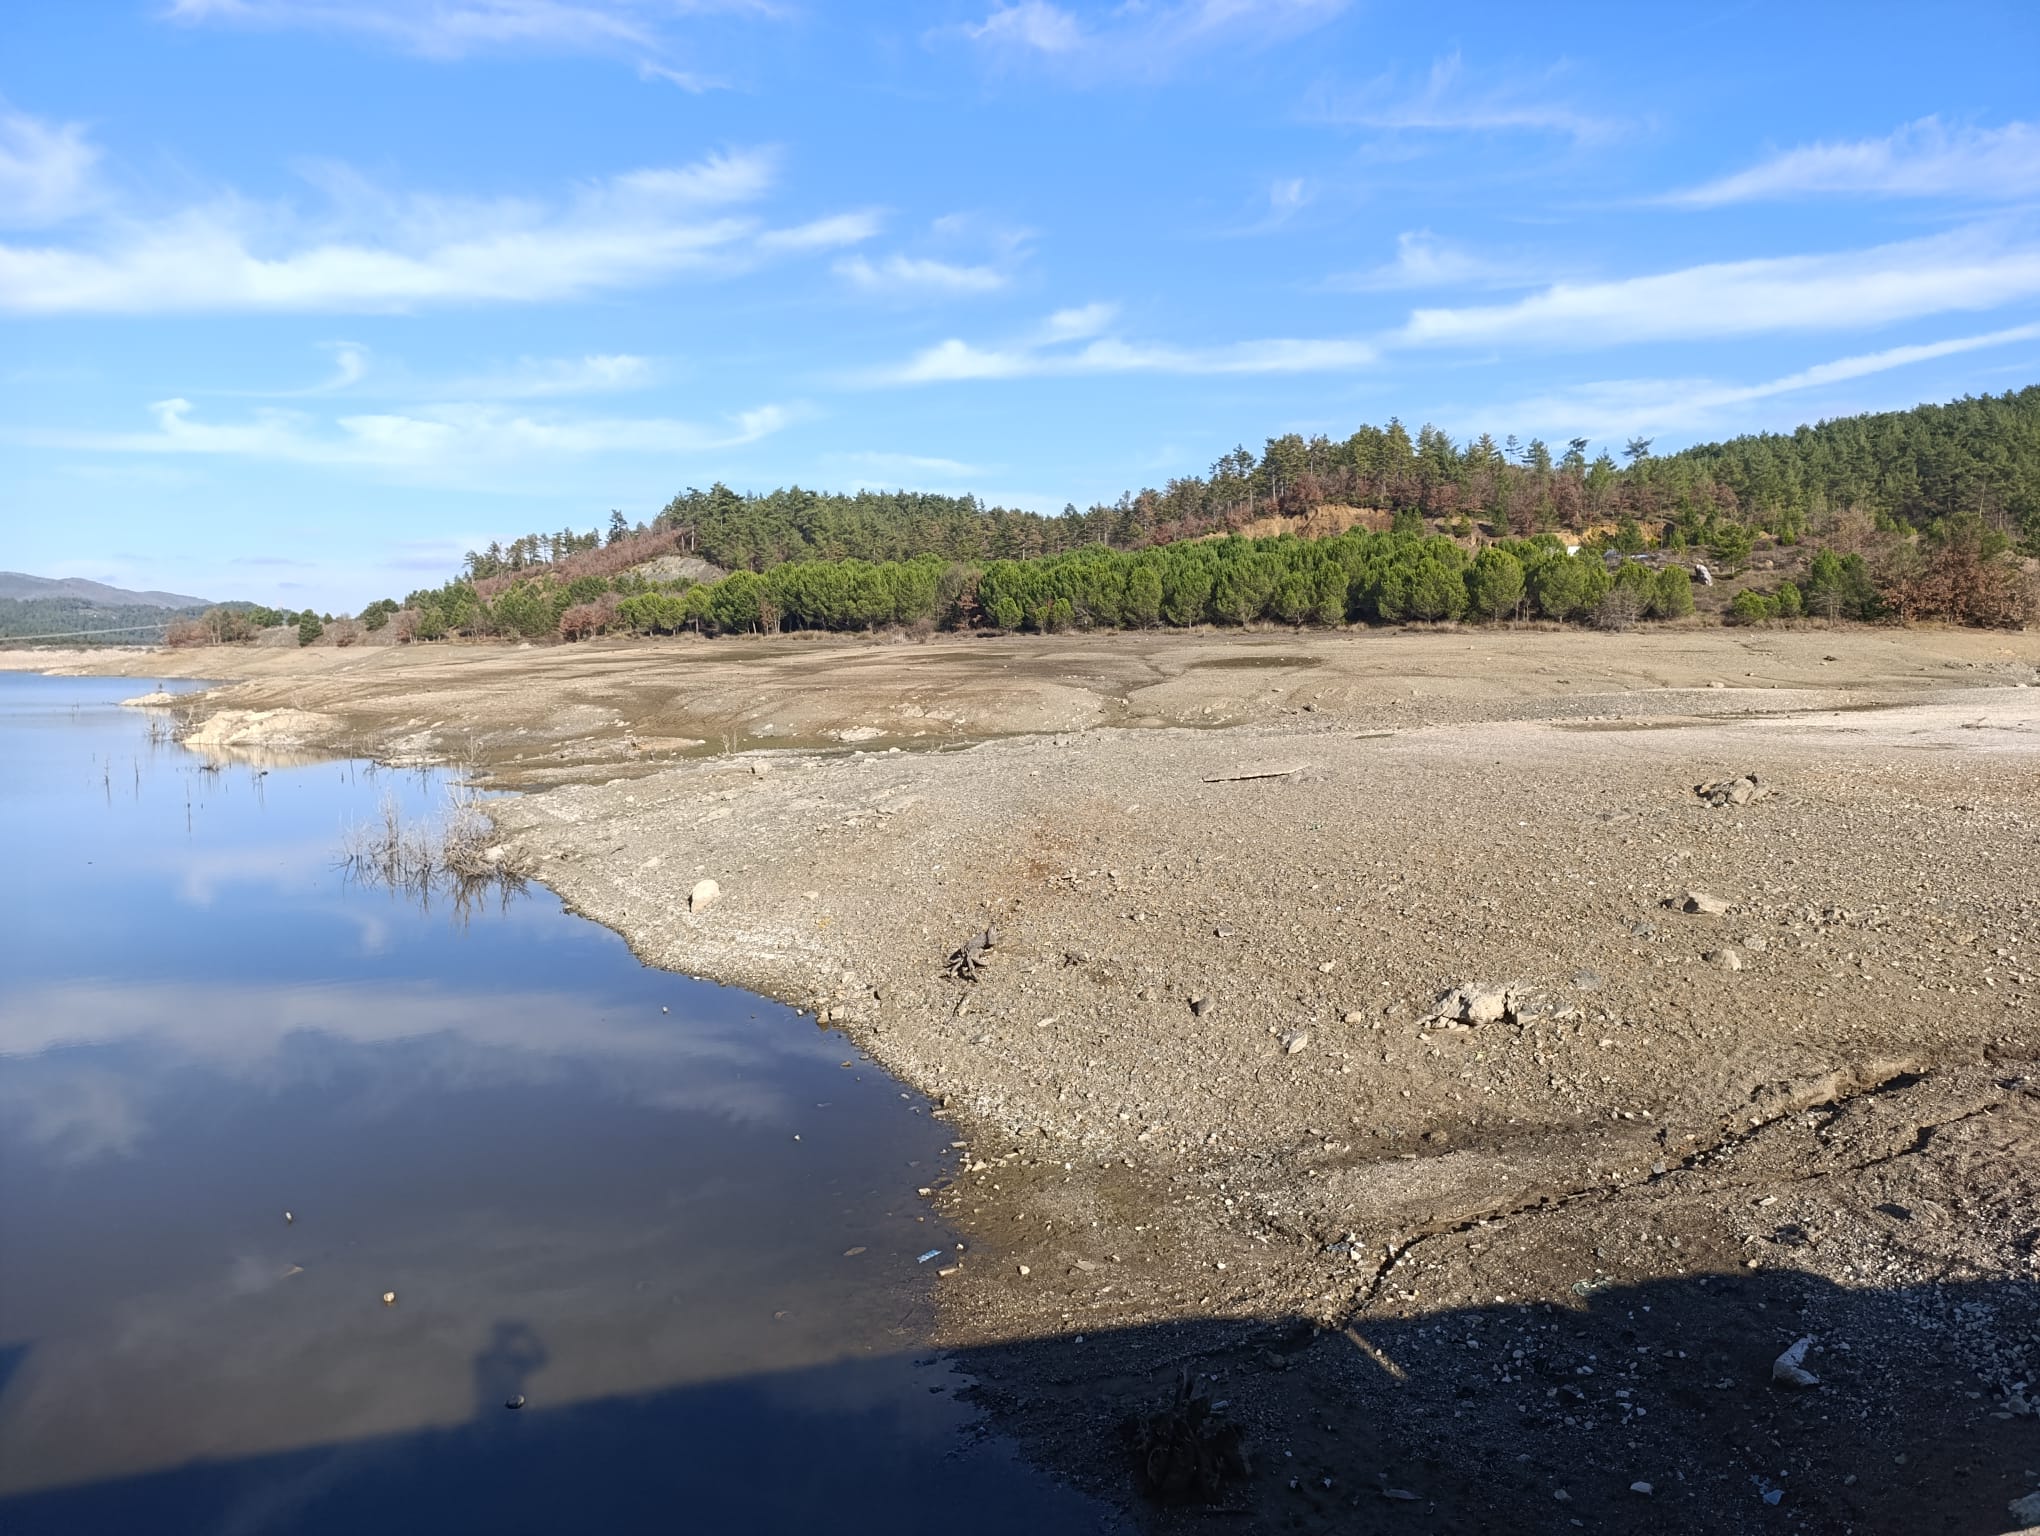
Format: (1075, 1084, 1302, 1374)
(0, 672, 1107, 1534)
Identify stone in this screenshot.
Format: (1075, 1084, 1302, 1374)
(1464, 989, 1510, 1026)
(1680, 890, 1731, 916)
(1631, 1482, 1653, 1496)
(1342, 1009, 1366, 1025)
(1696, 773, 1772, 808)
(1282, 1030, 1311, 1056)
(1705, 949, 1744, 972)
(1190, 996, 1214, 1017)
(749, 760, 771, 777)
(2007, 1489, 2040, 1527)
(689, 878, 721, 912)
(1771, 1336, 1819, 1388)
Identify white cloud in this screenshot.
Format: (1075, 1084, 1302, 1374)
(1325, 229, 1531, 292)
(448, 353, 658, 397)
(1493, 322, 2040, 440)
(1668, 118, 2040, 206)
(870, 305, 1374, 383)
(23, 395, 789, 475)
(0, 130, 876, 314)
(1309, 51, 1616, 142)
(947, 0, 1348, 79)
(1398, 227, 2040, 348)
(0, 107, 102, 227)
(835, 253, 1007, 296)
(162, 0, 774, 64)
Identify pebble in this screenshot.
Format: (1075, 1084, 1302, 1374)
(1282, 1030, 1311, 1056)
(1681, 890, 1731, 916)
(688, 878, 721, 912)
(381, 1291, 397, 1307)
(1631, 1481, 1653, 1496)
(504, 1394, 525, 1410)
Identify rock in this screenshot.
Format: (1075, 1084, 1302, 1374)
(1572, 969, 1603, 990)
(1382, 1488, 1418, 1501)
(1679, 890, 1731, 916)
(1282, 1030, 1311, 1056)
(688, 878, 721, 912)
(2007, 1489, 2040, 1527)
(481, 844, 506, 865)
(1771, 1336, 1819, 1388)
(1694, 563, 1714, 586)
(1631, 1481, 1653, 1496)
(749, 760, 771, 777)
(1341, 1009, 1365, 1025)
(1704, 948, 1744, 972)
(1696, 773, 1772, 808)
(1744, 935, 1769, 953)
(1190, 996, 1213, 1018)
(381, 1290, 397, 1307)
(1421, 984, 1521, 1028)
(1464, 989, 1509, 1025)
(505, 1394, 525, 1410)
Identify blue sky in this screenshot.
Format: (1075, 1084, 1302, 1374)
(4, 0, 2039, 610)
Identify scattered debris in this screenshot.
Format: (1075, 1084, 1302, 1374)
(842, 1246, 867, 1257)
(1771, 1336, 1819, 1388)
(1122, 1369, 1250, 1505)
(688, 878, 721, 913)
(1695, 773, 1773, 808)
(944, 926, 1000, 981)
(1382, 1487, 1418, 1501)
(917, 1249, 944, 1264)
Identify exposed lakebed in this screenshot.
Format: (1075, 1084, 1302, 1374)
(0, 674, 1105, 1534)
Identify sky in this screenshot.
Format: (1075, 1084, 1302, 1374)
(3, 0, 2039, 611)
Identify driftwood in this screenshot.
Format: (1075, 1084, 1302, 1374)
(1201, 764, 1307, 783)
(943, 925, 1000, 981)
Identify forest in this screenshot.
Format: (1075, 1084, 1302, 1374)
(270, 387, 2040, 646)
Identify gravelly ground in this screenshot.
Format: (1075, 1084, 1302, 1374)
(22, 625, 2040, 1534)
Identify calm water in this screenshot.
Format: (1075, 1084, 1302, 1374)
(0, 673, 1105, 1534)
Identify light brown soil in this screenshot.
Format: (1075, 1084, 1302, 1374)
(15, 625, 2040, 1534)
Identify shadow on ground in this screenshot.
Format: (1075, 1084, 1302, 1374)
(2, 1271, 2034, 1535)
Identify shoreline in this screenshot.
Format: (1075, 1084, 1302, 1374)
(13, 628, 2040, 1531)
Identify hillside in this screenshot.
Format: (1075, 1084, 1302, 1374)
(0, 571, 211, 608)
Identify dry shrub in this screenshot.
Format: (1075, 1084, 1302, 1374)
(165, 618, 210, 647)
(472, 527, 685, 601)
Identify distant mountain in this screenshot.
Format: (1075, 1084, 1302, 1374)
(0, 571, 212, 609)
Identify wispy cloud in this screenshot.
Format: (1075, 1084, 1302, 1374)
(1667, 118, 2040, 206)
(447, 353, 657, 397)
(1324, 229, 1535, 292)
(0, 107, 103, 228)
(1493, 322, 2040, 440)
(162, 0, 774, 72)
(0, 124, 876, 313)
(943, 0, 1348, 81)
(22, 396, 789, 475)
(868, 301, 1374, 383)
(835, 253, 1008, 296)
(1398, 227, 2040, 348)
(1309, 50, 1617, 142)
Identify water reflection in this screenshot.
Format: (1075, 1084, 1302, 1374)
(0, 675, 1104, 1533)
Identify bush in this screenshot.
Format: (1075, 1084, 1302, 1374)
(1729, 589, 1773, 625)
(297, 611, 324, 646)
(1651, 565, 1695, 618)
(1464, 547, 1525, 622)
(1773, 581, 1803, 619)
